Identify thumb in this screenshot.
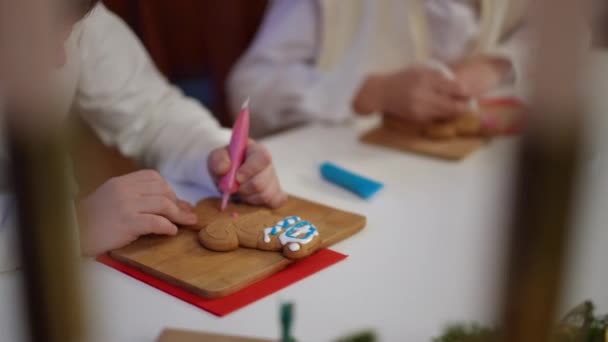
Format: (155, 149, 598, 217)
(208, 147, 232, 179)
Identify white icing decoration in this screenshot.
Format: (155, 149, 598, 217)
(278, 223, 318, 246)
(263, 216, 301, 244)
(262, 216, 318, 250)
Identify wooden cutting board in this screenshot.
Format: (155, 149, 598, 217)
(361, 125, 487, 161)
(361, 98, 524, 160)
(110, 196, 366, 298)
(158, 329, 273, 342)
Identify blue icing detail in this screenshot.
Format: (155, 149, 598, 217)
(269, 216, 301, 236)
(285, 221, 317, 240)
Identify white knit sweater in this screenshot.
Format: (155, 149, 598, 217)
(0, 3, 231, 272)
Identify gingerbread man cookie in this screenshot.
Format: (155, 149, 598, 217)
(424, 114, 482, 140)
(198, 211, 322, 259)
(383, 113, 482, 140)
(181, 198, 259, 231)
(423, 100, 526, 139)
(383, 99, 525, 141)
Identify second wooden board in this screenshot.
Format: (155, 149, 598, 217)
(361, 125, 487, 161)
(111, 196, 366, 298)
(361, 98, 525, 160)
(158, 329, 273, 342)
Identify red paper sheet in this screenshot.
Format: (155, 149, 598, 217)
(97, 249, 347, 317)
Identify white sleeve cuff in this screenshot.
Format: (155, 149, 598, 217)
(158, 127, 232, 195)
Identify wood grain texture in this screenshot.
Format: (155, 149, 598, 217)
(111, 196, 366, 298)
(361, 125, 487, 161)
(158, 329, 273, 342)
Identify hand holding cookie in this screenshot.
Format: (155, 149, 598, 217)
(208, 141, 287, 209)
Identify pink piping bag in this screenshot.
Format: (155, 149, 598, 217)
(219, 98, 250, 211)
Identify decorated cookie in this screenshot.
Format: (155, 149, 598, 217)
(262, 216, 321, 259)
(383, 113, 483, 140)
(453, 114, 482, 136)
(424, 114, 482, 140)
(182, 198, 259, 231)
(383, 115, 423, 135)
(480, 104, 525, 136)
(198, 212, 322, 260)
(382, 98, 525, 141)
(424, 122, 458, 140)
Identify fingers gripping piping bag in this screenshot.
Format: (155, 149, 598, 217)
(219, 98, 250, 211)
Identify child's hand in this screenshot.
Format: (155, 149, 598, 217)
(208, 141, 287, 209)
(77, 170, 198, 256)
(452, 56, 513, 97)
(354, 67, 471, 122)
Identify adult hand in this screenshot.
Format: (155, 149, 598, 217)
(451, 55, 513, 97)
(354, 66, 471, 123)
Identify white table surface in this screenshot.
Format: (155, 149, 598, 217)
(2, 55, 608, 342)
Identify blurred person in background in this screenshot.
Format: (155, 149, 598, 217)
(0, 0, 99, 272)
(228, 0, 529, 137)
(0, 1, 287, 272)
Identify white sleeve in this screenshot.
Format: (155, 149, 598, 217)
(73, 4, 231, 192)
(227, 0, 365, 137)
(485, 25, 531, 97)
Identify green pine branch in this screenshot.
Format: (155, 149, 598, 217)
(434, 301, 607, 342)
